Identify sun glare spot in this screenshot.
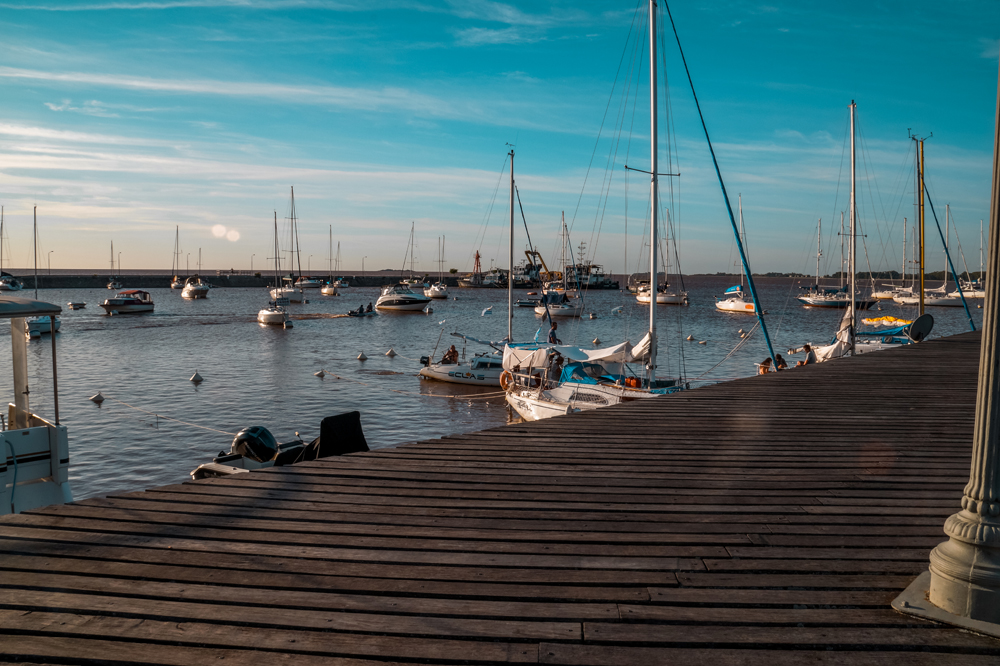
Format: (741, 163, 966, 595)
(226, 230, 240, 242)
(212, 224, 226, 237)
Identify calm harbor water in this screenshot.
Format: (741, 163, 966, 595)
(1, 275, 982, 500)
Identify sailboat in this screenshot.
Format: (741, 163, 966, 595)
(106, 241, 122, 290)
(424, 236, 449, 299)
(25, 207, 60, 338)
(534, 213, 583, 318)
(321, 226, 338, 296)
(715, 195, 756, 313)
(170, 226, 183, 289)
(0, 207, 22, 291)
(954, 219, 986, 298)
(636, 209, 688, 305)
(259, 213, 291, 327)
(895, 202, 963, 306)
(807, 102, 933, 362)
(270, 187, 305, 303)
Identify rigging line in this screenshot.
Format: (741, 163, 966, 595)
(825, 113, 850, 277)
(856, 118, 893, 274)
(951, 218, 972, 280)
(691, 320, 761, 380)
(466, 154, 509, 271)
(102, 396, 238, 436)
(568, 0, 646, 235)
(923, 187, 975, 331)
(514, 185, 535, 254)
(662, 0, 777, 366)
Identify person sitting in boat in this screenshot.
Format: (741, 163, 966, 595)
(758, 357, 772, 375)
(366, 302, 373, 312)
(775, 354, 788, 371)
(548, 321, 561, 344)
(795, 344, 817, 366)
(441, 345, 459, 365)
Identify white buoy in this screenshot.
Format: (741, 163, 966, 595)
(314, 370, 326, 378)
(588, 313, 597, 319)
(740, 333, 746, 338)
(283, 320, 293, 328)
(424, 306, 433, 314)
(593, 338, 601, 345)
(386, 348, 397, 357)
(698, 340, 707, 345)
(686, 335, 694, 341)
(89, 392, 105, 404)
(358, 351, 368, 361)
(738, 328, 745, 335)
(453, 296, 458, 300)
(190, 371, 203, 383)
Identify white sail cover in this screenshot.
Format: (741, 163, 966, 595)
(813, 308, 853, 362)
(503, 341, 634, 372)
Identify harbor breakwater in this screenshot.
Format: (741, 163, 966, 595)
(2, 274, 463, 289)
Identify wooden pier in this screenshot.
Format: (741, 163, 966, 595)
(2, 330, 998, 664)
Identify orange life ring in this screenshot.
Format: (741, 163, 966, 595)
(499, 370, 513, 391)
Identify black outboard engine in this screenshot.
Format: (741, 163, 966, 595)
(231, 426, 279, 463)
(420, 356, 430, 366)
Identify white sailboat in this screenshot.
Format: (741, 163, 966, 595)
(321, 226, 338, 296)
(377, 222, 432, 312)
(259, 213, 291, 327)
(0, 207, 23, 292)
(170, 226, 184, 289)
(270, 187, 305, 303)
(25, 207, 60, 338)
(106, 241, 122, 290)
(424, 236, 449, 299)
(715, 195, 756, 313)
(535, 213, 583, 318)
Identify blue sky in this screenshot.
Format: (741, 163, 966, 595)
(0, 0, 997, 275)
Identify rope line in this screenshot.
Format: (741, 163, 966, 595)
(102, 395, 238, 435)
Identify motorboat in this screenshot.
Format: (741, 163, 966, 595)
(419, 352, 503, 386)
(100, 289, 154, 314)
(170, 276, 184, 289)
(0, 273, 22, 291)
(181, 276, 211, 299)
(106, 279, 123, 290)
(376, 282, 431, 311)
(424, 282, 449, 299)
(295, 276, 323, 289)
(258, 301, 290, 326)
(334, 277, 350, 288)
(321, 282, 338, 296)
(715, 285, 756, 313)
(25, 315, 60, 338)
(0, 296, 72, 516)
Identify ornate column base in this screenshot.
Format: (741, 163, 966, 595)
(927, 508, 1000, 624)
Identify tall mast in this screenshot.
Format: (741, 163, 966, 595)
(328, 225, 333, 279)
(648, 0, 658, 381)
(945, 203, 950, 288)
(110, 241, 114, 278)
(848, 100, 857, 355)
(902, 217, 907, 285)
(1, 205, 4, 273)
(508, 148, 514, 342)
(738, 195, 744, 289)
(561, 212, 568, 291)
(274, 212, 279, 287)
(291, 186, 302, 278)
(409, 222, 415, 277)
(33, 206, 37, 298)
(918, 138, 926, 316)
(815, 218, 822, 289)
(982, 219, 985, 281)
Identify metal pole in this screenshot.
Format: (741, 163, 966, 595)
(648, 0, 658, 382)
(50, 315, 59, 425)
(927, 48, 1000, 622)
(508, 148, 514, 342)
(919, 139, 926, 316)
(849, 100, 856, 355)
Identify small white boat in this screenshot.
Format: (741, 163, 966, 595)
(181, 276, 211, 299)
(100, 289, 154, 314)
(106, 279, 123, 290)
(424, 282, 449, 299)
(419, 353, 503, 386)
(0, 274, 22, 291)
(67, 302, 85, 310)
(636, 286, 688, 305)
(295, 276, 323, 289)
(376, 283, 431, 311)
(715, 286, 755, 313)
(26, 315, 60, 338)
(334, 278, 350, 288)
(170, 277, 184, 289)
(258, 302, 289, 326)
(270, 280, 304, 303)
(321, 282, 338, 296)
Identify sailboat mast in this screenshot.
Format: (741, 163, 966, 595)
(33, 206, 37, 298)
(648, 0, 658, 381)
(508, 148, 514, 342)
(291, 186, 302, 278)
(918, 139, 926, 316)
(815, 218, 821, 289)
(982, 219, 985, 281)
(328, 225, 333, 279)
(738, 195, 744, 289)
(902, 217, 907, 285)
(840, 211, 845, 289)
(945, 204, 950, 289)
(274, 212, 279, 287)
(848, 100, 857, 355)
(561, 213, 568, 291)
(1, 206, 4, 273)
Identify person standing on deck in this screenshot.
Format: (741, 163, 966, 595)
(548, 321, 561, 344)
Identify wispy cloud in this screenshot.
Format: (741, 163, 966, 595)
(980, 38, 1000, 59)
(454, 26, 539, 46)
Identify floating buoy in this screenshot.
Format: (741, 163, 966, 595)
(424, 307, 433, 314)
(314, 370, 326, 378)
(738, 328, 744, 335)
(978, 304, 983, 309)
(283, 320, 293, 328)
(593, 338, 601, 345)
(190, 371, 203, 384)
(588, 313, 597, 319)
(698, 340, 707, 345)
(386, 348, 397, 357)
(358, 351, 368, 361)
(453, 296, 458, 300)
(686, 335, 694, 341)
(438, 319, 447, 325)
(740, 333, 746, 338)
(89, 392, 105, 404)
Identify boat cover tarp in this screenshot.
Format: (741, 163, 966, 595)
(503, 340, 636, 371)
(724, 285, 744, 295)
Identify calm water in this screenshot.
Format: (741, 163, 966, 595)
(1, 275, 982, 500)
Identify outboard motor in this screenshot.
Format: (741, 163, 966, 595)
(231, 426, 279, 463)
(420, 356, 430, 366)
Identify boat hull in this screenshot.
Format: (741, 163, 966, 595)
(419, 363, 502, 386)
(181, 286, 210, 299)
(99, 303, 153, 314)
(637, 292, 688, 305)
(26, 316, 60, 337)
(376, 299, 430, 311)
(715, 298, 756, 313)
(321, 285, 338, 295)
(534, 304, 583, 318)
(270, 287, 303, 303)
(797, 296, 875, 309)
(257, 308, 287, 325)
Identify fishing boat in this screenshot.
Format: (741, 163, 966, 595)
(100, 289, 154, 314)
(715, 196, 756, 313)
(259, 214, 290, 326)
(25, 207, 60, 337)
(170, 226, 184, 288)
(321, 230, 339, 296)
(424, 236, 449, 299)
(1, 295, 72, 515)
(181, 276, 210, 299)
(0, 208, 22, 292)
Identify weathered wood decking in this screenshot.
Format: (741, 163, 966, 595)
(2, 331, 998, 664)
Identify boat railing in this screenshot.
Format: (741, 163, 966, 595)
(2, 404, 71, 515)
